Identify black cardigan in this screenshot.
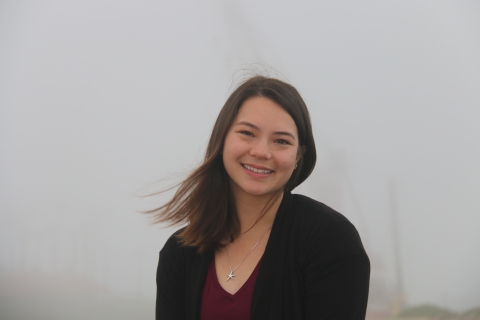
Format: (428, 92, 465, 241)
(156, 192, 370, 319)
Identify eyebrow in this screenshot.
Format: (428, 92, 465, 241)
(235, 121, 297, 140)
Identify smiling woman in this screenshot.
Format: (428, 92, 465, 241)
(223, 97, 301, 201)
(149, 76, 370, 319)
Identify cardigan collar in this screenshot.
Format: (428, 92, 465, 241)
(251, 191, 296, 319)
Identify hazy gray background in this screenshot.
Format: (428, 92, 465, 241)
(1, 0, 479, 319)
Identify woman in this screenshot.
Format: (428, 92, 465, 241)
(152, 76, 370, 319)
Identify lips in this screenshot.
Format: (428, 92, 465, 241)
(242, 164, 274, 174)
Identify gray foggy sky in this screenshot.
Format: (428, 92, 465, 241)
(1, 0, 479, 314)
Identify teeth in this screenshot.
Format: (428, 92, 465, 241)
(243, 164, 273, 174)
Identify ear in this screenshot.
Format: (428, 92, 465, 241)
(296, 145, 306, 162)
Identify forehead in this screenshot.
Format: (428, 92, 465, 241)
(235, 97, 298, 133)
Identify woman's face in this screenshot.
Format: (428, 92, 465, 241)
(222, 96, 302, 201)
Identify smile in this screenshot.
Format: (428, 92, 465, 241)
(242, 164, 274, 174)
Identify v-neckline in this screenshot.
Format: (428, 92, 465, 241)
(212, 257, 262, 299)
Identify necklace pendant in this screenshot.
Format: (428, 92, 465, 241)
(226, 270, 235, 282)
(224, 225, 271, 283)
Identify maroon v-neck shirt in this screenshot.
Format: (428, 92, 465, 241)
(200, 258, 262, 320)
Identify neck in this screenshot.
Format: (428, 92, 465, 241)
(234, 191, 284, 233)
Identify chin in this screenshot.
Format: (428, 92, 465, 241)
(240, 187, 282, 198)
(231, 179, 284, 199)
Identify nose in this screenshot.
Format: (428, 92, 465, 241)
(250, 139, 271, 159)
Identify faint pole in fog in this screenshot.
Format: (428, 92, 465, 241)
(390, 178, 405, 314)
(72, 229, 79, 274)
(102, 234, 110, 291)
(49, 226, 58, 273)
(19, 237, 26, 273)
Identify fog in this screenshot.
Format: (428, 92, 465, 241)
(1, 1, 479, 319)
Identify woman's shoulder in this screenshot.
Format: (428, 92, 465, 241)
(160, 227, 194, 257)
(290, 193, 349, 229)
(289, 193, 369, 263)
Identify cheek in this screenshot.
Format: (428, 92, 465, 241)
(222, 142, 236, 160)
(280, 153, 297, 168)
(222, 137, 244, 167)
(222, 134, 234, 157)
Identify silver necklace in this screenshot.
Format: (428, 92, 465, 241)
(225, 226, 271, 282)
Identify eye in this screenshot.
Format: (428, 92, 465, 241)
(239, 130, 254, 137)
(275, 139, 291, 145)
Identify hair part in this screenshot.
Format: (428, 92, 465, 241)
(147, 76, 316, 253)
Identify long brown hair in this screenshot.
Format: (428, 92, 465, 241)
(148, 76, 316, 253)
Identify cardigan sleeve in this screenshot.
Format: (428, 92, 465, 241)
(156, 233, 186, 320)
(302, 219, 370, 319)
